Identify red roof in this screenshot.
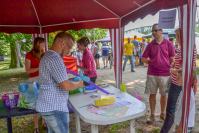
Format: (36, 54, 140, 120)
(0, 0, 184, 33)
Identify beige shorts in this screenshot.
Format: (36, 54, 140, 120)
(145, 75, 170, 96)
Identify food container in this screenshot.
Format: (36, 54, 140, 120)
(2, 92, 19, 109)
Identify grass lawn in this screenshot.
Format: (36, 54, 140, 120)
(0, 59, 28, 93)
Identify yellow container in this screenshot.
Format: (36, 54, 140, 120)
(94, 95, 116, 106)
(120, 83, 126, 92)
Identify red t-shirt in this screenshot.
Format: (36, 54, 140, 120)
(25, 52, 40, 78)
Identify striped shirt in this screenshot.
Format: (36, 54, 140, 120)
(36, 50, 69, 112)
(82, 48, 97, 78)
(171, 48, 197, 86)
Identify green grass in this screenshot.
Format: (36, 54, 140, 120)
(108, 121, 129, 133)
(0, 58, 28, 93)
(0, 68, 27, 93)
(0, 58, 10, 71)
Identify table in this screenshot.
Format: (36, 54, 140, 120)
(69, 85, 146, 133)
(0, 103, 37, 133)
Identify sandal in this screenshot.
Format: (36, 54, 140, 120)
(160, 113, 165, 120)
(146, 114, 155, 124)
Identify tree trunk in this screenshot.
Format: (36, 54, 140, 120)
(16, 43, 23, 67)
(9, 43, 23, 68)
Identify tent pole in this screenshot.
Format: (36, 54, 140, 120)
(93, 0, 120, 18)
(121, 0, 156, 19)
(42, 18, 119, 28)
(30, 0, 42, 33)
(45, 33, 48, 51)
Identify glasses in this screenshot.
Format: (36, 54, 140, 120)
(152, 29, 162, 32)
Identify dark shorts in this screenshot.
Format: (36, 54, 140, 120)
(94, 54, 100, 59)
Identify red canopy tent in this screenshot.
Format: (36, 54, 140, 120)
(0, 0, 184, 88)
(0, 1, 196, 132)
(0, 0, 183, 33)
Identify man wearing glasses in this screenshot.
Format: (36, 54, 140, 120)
(36, 32, 84, 133)
(142, 24, 175, 123)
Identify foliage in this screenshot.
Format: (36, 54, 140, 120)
(48, 28, 107, 45)
(0, 28, 106, 68)
(20, 34, 32, 52)
(68, 28, 107, 41)
(0, 33, 32, 54)
(0, 39, 10, 55)
(0, 33, 32, 68)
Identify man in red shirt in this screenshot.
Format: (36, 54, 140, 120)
(142, 24, 175, 123)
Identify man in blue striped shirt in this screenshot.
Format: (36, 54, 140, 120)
(36, 32, 84, 133)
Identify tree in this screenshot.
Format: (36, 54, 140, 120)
(48, 28, 107, 45)
(0, 28, 106, 68)
(0, 33, 32, 68)
(0, 38, 10, 56)
(68, 28, 107, 41)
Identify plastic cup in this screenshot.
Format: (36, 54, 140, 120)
(120, 83, 126, 92)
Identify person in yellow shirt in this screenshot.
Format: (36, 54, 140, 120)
(123, 38, 135, 72)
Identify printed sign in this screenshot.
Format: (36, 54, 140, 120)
(158, 9, 176, 29)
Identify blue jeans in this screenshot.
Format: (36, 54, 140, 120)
(123, 55, 135, 71)
(40, 111, 69, 133)
(160, 83, 182, 133)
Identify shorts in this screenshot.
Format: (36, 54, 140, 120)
(94, 54, 100, 59)
(145, 75, 170, 96)
(102, 56, 108, 61)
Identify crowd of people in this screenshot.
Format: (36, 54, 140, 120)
(76, 41, 112, 69)
(123, 35, 148, 72)
(24, 23, 197, 133)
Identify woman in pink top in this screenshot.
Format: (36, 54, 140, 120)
(77, 37, 97, 83)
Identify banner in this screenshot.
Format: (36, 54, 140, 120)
(158, 9, 176, 29)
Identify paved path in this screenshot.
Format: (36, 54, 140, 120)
(95, 63, 199, 132)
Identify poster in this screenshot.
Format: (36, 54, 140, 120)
(158, 9, 176, 29)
